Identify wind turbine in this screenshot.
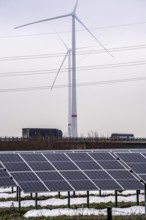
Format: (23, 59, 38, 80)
(50, 35, 72, 138)
(15, 0, 112, 138)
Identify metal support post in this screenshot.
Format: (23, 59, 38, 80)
(18, 188, 21, 211)
(68, 191, 70, 208)
(115, 190, 118, 207)
(136, 190, 140, 205)
(58, 192, 60, 198)
(73, 191, 76, 197)
(99, 190, 101, 197)
(87, 190, 89, 208)
(12, 187, 14, 193)
(107, 207, 112, 220)
(35, 193, 38, 209)
(16, 186, 19, 201)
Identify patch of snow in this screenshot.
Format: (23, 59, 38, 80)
(24, 206, 145, 218)
(0, 194, 144, 208)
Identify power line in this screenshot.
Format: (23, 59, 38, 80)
(0, 76, 145, 93)
(0, 60, 146, 77)
(0, 44, 146, 61)
(0, 21, 146, 39)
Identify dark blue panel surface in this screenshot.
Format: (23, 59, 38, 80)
(12, 172, 40, 182)
(21, 153, 47, 162)
(36, 171, 64, 181)
(61, 171, 88, 180)
(51, 161, 78, 170)
(84, 170, 112, 180)
(98, 161, 124, 170)
(142, 153, 146, 159)
(28, 162, 55, 171)
(108, 170, 136, 180)
(44, 180, 73, 191)
(69, 180, 98, 190)
(0, 178, 16, 187)
(139, 175, 146, 182)
(0, 170, 11, 178)
(3, 162, 31, 172)
(74, 161, 102, 170)
(18, 181, 48, 193)
(93, 179, 122, 190)
(43, 153, 70, 162)
(116, 153, 146, 163)
(0, 154, 23, 163)
(117, 179, 143, 190)
(89, 153, 114, 161)
(67, 153, 92, 161)
(126, 163, 146, 174)
(0, 163, 4, 169)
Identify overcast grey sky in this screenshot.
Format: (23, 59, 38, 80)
(0, 0, 146, 137)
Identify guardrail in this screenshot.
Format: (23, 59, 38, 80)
(0, 137, 146, 142)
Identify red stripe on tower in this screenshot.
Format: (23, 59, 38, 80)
(72, 114, 77, 118)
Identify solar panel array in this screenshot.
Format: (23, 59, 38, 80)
(0, 151, 144, 193)
(0, 160, 16, 187)
(115, 152, 146, 184)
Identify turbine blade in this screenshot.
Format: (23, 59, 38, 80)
(55, 32, 69, 50)
(15, 13, 71, 29)
(73, 0, 79, 13)
(50, 51, 68, 90)
(75, 16, 113, 57)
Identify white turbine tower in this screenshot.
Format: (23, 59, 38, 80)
(50, 38, 72, 137)
(15, 0, 112, 138)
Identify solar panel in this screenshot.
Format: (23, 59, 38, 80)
(0, 169, 11, 178)
(0, 151, 144, 193)
(0, 169, 16, 187)
(67, 153, 92, 161)
(68, 180, 98, 191)
(141, 153, 146, 159)
(139, 175, 146, 182)
(117, 179, 143, 190)
(44, 153, 70, 162)
(116, 153, 146, 163)
(60, 171, 88, 180)
(44, 180, 73, 191)
(0, 178, 16, 187)
(0, 163, 4, 169)
(36, 171, 64, 181)
(51, 161, 79, 170)
(93, 179, 122, 190)
(20, 153, 47, 162)
(74, 161, 102, 170)
(3, 162, 31, 172)
(89, 153, 114, 161)
(97, 161, 124, 170)
(126, 163, 146, 174)
(108, 170, 136, 180)
(27, 162, 55, 171)
(0, 154, 23, 163)
(84, 170, 112, 180)
(115, 152, 146, 188)
(12, 172, 40, 182)
(18, 181, 48, 193)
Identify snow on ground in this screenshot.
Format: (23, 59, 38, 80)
(0, 188, 145, 218)
(0, 194, 144, 208)
(24, 206, 145, 218)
